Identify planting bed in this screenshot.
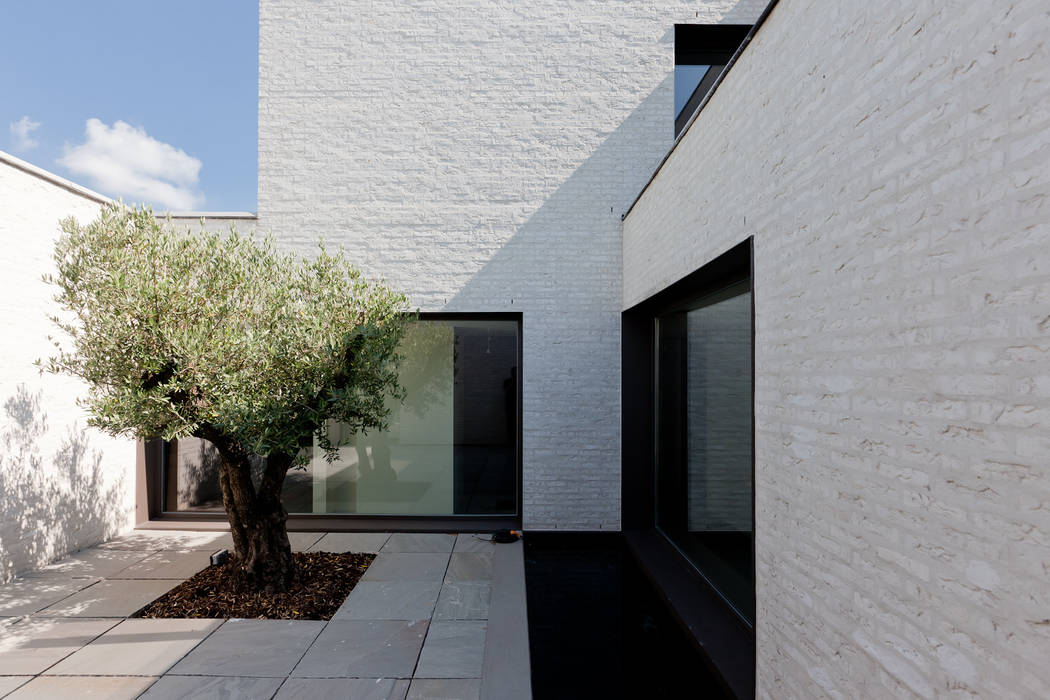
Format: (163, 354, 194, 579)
(138, 551, 374, 620)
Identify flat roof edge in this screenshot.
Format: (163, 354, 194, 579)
(621, 0, 781, 222)
(0, 150, 257, 220)
(163, 212, 258, 220)
(0, 149, 112, 204)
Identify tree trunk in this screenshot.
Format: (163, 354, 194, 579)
(200, 429, 296, 592)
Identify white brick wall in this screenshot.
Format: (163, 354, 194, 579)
(0, 156, 137, 581)
(623, 0, 1050, 696)
(258, 0, 766, 529)
(0, 151, 257, 579)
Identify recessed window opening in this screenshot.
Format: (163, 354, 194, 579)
(674, 24, 752, 137)
(161, 315, 521, 518)
(655, 276, 754, 624)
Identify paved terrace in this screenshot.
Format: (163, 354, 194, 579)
(0, 532, 530, 699)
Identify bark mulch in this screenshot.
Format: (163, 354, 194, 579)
(138, 551, 375, 620)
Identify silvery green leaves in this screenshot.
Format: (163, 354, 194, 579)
(43, 203, 412, 463)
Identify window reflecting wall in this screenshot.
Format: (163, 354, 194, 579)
(162, 318, 519, 517)
(656, 282, 753, 623)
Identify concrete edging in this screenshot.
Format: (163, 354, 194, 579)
(480, 539, 532, 700)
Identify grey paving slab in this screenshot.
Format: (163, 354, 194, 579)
(25, 549, 155, 579)
(5, 675, 158, 699)
(453, 534, 497, 555)
(0, 617, 117, 674)
(99, 530, 232, 552)
(139, 675, 283, 699)
(408, 678, 482, 700)
(381, 534, 455, 553)
(444, 554, 493, 583)
(109, 550, 212, 580)
(434, 583, 491, 621)
(170, 619, 325, 677)
(333, 581, 441, 621)
(0, 677, 31, 697)
(36, 579, 175, 618)
(361, 553, 450, 582)
(45, 618, 221, 676)
(276, 677, 410, 700)
(292, 619, 428, 679)
(414, 621, 486, 679)
(309, 532, 392, 554)
(288, 532, 325, 552)
(0, 576, 99, 617)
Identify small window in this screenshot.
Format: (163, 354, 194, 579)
(674, 24, 752, 137)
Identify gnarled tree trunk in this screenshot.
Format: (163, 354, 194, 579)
(198, 428, 296, 592)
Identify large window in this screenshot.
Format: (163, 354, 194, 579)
(163, 316, 520, 517)
(655, 281, 753, 623)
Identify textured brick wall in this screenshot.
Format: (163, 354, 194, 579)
(0, 159, 137, 581)
(258, 0, 766, 529)
(623, 0, 1050, 696)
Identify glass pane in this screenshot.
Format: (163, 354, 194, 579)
(165, 437, 223, 511)
(685, 292, 752, 533)
(656, 286, 753, 623)
(673, 64, 710, 117)
(163, 318, 519, 517)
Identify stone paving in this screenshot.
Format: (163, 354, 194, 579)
(0, 531, 528, 699)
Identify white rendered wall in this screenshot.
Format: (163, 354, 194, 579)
(258, 0, 767, 530)
(0, 156, 136, 581)
(623, 0, 1050, 697)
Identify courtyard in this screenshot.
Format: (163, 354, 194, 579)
(0, 531, 529, 699)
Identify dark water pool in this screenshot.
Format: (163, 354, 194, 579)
(524, 533, 730, 699)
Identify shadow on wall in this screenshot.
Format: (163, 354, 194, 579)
(0, 384, 126, 582)
(439, 77, 675, 528)
(447, 75, 674, 311)
(721, 0, 766, 24)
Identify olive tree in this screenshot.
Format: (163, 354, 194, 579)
(42, 204, 410, 591)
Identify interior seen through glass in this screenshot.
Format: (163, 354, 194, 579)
(163, 318, 519, 516)
(656, 284, 753, 623)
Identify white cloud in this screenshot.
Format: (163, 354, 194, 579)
(9, 116, 41, 151)
(58, 118, 204, 210)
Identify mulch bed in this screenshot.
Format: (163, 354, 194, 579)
(138, 551, 374, 620)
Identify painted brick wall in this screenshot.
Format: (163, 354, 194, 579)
(623, 0, 1050, 696)
(0, 158, 136, 581)
(258, 0, 766, 529)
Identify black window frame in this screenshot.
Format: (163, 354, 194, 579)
(139, 312, 523, 532)
(622, 239, 755, 699)
(674, 24, 752, 137)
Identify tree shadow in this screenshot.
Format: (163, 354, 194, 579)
(0, 384, 126, 582)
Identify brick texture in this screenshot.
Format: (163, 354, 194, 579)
(0, 162, 136, 581)
(623, 0, 1050, 696)
(258, 0, 766, 529)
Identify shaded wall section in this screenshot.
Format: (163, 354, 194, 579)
(623, 0, 1050, 696)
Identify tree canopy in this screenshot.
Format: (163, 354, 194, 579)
(43, 203, 411, 464)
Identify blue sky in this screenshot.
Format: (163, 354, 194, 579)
(2, 1, 257, 212)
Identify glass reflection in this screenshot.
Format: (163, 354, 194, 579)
(164, 319, 519, 516)
(656, 284, 753, 623)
